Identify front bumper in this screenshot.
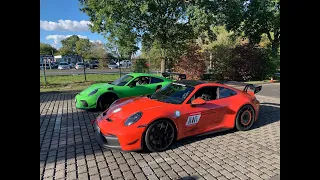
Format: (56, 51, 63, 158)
(93, 122, 122, 150)
(93, 117, 146, 151)
(75, 94, 97, 109)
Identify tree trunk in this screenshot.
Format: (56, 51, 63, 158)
(271, 40, 279, 56)
(161, 58, 166, 73)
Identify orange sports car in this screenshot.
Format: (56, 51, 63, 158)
(93, 80, 262, 152)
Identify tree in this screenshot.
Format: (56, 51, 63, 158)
(40, 42, 57, 55)
(174, 44, 207, 80)
(79, 0, 196, 73)
(60, 35, 80, 55)
(197, 0, 280, 55)
(75, 38, 92, 59)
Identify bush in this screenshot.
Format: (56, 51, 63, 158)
(211, 44, 277, 81)
(133, 59, 150, 73)
(174, 44, 207, 80)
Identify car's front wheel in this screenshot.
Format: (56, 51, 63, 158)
(144, 119, 175, 152)
(97, 93, 118, 111)
(235, 105, 255, 131)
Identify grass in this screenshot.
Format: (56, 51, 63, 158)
(40, 73, 279, 92)
(40, 74, 120, 92)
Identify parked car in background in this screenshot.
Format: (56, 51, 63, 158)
(107, 62, 118, 69)
(75, 62, 85, 69)
(50, 62, 58, 69)
(89, 60, 99, 69)
(116, 60, 132, 68)
(69, 63, 75, 69)
(58, 62, 71, 70)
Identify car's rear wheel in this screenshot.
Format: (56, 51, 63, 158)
(144, 119, 175, 152)
(235, 105, 255, 131)
(97, 93, 118, 111)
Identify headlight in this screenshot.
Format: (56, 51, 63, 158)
(124, 112, 142, 126)
(88, 89, 99, 96)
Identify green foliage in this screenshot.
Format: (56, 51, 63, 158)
(133, 59, 150, 73)
(76, 38, 92, 59)
(211, 43, 277, 81)
(197, 0, 280, 54)
(40, 42, 57, 55)
(79, 0, 197, 72)
(60, 35, 80, 55)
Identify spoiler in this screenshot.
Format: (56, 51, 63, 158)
(243, 84, 262, 94)
(216, 81, 262, 94)
(162, 72, 186, 80)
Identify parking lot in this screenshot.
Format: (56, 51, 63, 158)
(40, 90, 280, 180)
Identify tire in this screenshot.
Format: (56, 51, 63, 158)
(144, 119, 175, 152)
(235, 105, 255, 131)
(97, 93, 118, 111)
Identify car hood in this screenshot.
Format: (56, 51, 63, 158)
(79, 83, 115, 96)
(100, 97, 167, 123)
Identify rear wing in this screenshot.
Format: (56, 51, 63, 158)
(162, 72, 186, 80)
(216, 81, 262, 94)
(243, 84, 262, 94)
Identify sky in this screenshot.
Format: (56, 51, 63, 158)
(40, 0, 106, 49)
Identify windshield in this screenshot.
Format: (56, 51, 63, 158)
(111, 74, 134, 86)
(60, 62, 68, 65)
(150, 83, 194, 104)
(77, 63, 84, 65)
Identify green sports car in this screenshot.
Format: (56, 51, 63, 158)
(75, 73, 173, 110)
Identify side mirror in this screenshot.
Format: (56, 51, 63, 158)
(191, 98, 206, 106)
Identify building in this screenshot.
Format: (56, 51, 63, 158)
(54, 55, 82, 63)
(40, 55, 54, 63)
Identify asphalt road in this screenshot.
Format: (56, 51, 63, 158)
(257, 83, 280, 99)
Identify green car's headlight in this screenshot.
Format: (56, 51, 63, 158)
(124, 112, 142, 126)
(88, 89, 99, 96)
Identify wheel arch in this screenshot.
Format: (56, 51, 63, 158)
(96, 91, 119, 108)
(141, 117, 178, 150)
(234, 103, 256, 128)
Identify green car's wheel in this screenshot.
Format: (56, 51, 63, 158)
(98, 93, 118, 111)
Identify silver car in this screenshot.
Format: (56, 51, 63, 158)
(58, 62, 70, 70)
(107, 62, 118, 69)
(75, 62, 85, 69)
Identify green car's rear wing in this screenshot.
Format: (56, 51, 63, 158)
(162, 72, 186, 80)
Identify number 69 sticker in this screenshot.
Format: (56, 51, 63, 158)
(186, 113, 201, 126)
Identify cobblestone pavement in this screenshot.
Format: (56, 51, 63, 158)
(40, 92, 280, 180)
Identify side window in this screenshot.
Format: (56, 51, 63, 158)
(219, 87, 237, 99)
(188, 86, 218, 103)
(133, 76, 151, 85)
(150, 77, 164, 84)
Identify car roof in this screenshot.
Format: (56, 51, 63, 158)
(174, 80, 237, 89)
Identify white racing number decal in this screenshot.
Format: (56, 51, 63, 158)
(186, 113, 201, 126)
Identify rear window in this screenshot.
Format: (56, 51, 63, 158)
(219, 87, 237, 99)
(77, 63, 84, 65)
(151, 77, 164, 84)
(60, 62, 68, 65)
